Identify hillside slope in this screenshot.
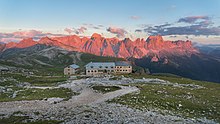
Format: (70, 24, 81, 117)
(0, 44, 124, 75)
(134, 54, 220, 83)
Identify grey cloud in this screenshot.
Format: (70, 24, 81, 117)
(135, 29, 142, 32)
(107, 27, 127, 38)
(142, 16, 220, 36)
(178, 16, 210, 24)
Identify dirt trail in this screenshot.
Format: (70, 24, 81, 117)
(0, 78, 139, 114)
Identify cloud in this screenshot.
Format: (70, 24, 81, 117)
(170, 5, 176, 9)
(154, 23, 172, 29)
(198, 20, 214, 27)
(64, 28, 73, 34)
(97, 24, 104, 27)
(0, 37, 22, 43)
(64, 27, 87, 35)
(106, 27, 127, 38)
(130, 16, 141, 20)
(178, 16, 210, 24)
(78, 26, 87, 33)
(93, 26, 100, 29)
(83, 23, 104, 29)
(141, 16, 220, 36)
(135, 29, 142, 33)
(143, 24, 220, 36)
(12, 30, 43, 37)
(169, 35, 177, 38)
(0, 30, 64, 43)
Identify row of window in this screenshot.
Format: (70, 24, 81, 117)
(87, 70, 114, 73)
(90, 66, 114, 69)
(116, 69, 130, 72)
(88, 70, 97, 73)
(87, 69, 130, 73)
(116, 66, 131, 68)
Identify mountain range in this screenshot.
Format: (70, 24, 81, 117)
(0, 33, 220, 83)
(0, 33, 198, 60)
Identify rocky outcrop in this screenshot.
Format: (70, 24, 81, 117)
(0, 34, 199, 59)
(6, 38, 37, 49)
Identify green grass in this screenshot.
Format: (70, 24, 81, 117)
(0, 115, 29, 124)
(109, 74, 220, 123)
(91, 85, 121, 94)
(0, 73, 77, 102)
(80, 53, 124, 65)
(0, 51, 125, 76)
(0, 87, 74, 102)
(0, 115, 62, 124)
(28, 120, 62, 124)
(0, 73, 67, 86)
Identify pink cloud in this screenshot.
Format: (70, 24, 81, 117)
(64, 27, 87, 35)
(0, 30, 64, 43)
(178, 16, 210, 23)
(78, 26, 87, 33)
(0, 38, 22, 43)
(13, 30, 43, 37)
(107, 27, 127, 38)
(64, 28, 73, 34)
(130, 16, 141, 20)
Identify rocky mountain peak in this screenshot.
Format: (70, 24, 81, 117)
(146, 35, 163, 42)
(91, 33, 102, 39)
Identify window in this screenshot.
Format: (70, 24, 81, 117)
(88, 70, 90, 72)
(128, 66, 131, 68)
(120, 66, 122, 68)
(99, 66, 102, 68)
(91, 66, 93, 68)
(105, 66, 108, 68)
(91, 70, 93, 72)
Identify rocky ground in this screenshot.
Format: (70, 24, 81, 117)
(0, 76, 217, 124)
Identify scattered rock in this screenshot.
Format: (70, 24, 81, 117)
(46, 97, 64, 104)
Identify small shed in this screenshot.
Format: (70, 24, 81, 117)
(64, 64, 80, 75)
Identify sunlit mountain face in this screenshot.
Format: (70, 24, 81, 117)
(0, 34, 198, 59)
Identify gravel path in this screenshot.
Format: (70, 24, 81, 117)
(0, 78, 139, 115)
(0, 77, 216, 124)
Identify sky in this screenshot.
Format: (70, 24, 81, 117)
(0, 0, 220, 44)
